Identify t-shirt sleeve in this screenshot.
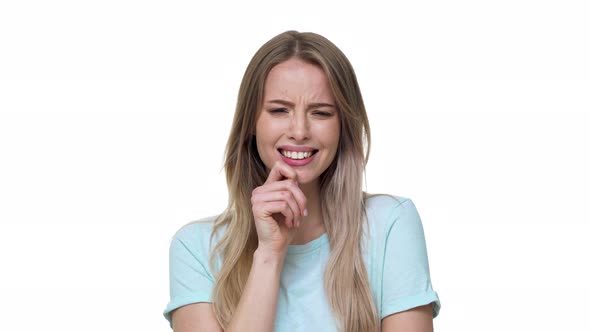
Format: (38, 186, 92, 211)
(163, 226, 215, 327)
(381, 198, 441, 319)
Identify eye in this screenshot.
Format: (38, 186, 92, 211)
(312, 111, 333, 117)
(269, 108, 288, 114)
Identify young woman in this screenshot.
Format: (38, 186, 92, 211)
(163, 30, 441, 332)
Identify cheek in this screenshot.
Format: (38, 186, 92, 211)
(322, 121, 341, 149)
(254, 120, 266, 158)
(255, 117, 279, 159)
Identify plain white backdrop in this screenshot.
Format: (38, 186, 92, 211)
(1, 1, 589, 331)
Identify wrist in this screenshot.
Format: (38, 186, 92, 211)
(254, 246, 287, 265)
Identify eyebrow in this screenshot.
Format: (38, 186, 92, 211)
(267, 99, 336, 109)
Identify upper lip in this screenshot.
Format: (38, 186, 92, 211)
(278, 145, 317, 152)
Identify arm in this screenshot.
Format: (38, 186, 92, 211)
(171, 161, 304, 331)
(170, 248, 287, 332)
(172, 303, 223, 332)
(164, 225, 223, 332)
(226, 249, 286, 332)
(381, 304, 433, 332)
(380, 198, 440, 327)
(225, 162, 304, 331)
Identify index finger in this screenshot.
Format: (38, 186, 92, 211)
(265, 160, 297, 185)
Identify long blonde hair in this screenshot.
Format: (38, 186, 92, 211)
(210, 30, 378, 331)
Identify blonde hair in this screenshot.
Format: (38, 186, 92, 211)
(210, 31, 378, 331)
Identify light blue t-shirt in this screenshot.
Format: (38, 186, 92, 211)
(163, 195, 441, 330)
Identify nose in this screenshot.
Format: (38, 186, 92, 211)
(287, 111, 310, 141)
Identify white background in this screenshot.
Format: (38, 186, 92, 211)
(1, 1, 589, 331)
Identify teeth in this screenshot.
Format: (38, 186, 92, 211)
(281, 150, 313, 160)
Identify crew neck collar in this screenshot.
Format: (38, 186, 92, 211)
(287, 232, 329, 255)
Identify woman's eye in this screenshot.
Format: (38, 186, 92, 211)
(313, 111, 333, 117)
(270, 108, 288, 114)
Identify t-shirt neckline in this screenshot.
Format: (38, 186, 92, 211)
(287, 232, 329, 255)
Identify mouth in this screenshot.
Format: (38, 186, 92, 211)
(278, 148, 319, 160)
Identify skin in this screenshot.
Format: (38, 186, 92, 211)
(253, 57, 340, 246)
(171, 58, 434, 331)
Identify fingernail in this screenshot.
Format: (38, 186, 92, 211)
(303, 209, 308, 217)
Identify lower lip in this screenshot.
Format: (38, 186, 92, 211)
(278, 151, 317, 166)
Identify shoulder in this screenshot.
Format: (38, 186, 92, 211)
(173, 215, 217, 239)
(365, 194, 415, 222)
(364, 193, 423, 235)
(169, 215, 224, 257)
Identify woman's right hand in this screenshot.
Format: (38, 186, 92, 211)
(251, 161, 307, 256)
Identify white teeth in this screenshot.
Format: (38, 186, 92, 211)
(281, 150, 313, 160)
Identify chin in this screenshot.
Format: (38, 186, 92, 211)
(293, 171, 320, 185)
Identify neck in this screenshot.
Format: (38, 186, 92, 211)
(291, 180, 326, 245)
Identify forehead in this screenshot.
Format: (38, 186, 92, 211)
(263, 58, 334, 102)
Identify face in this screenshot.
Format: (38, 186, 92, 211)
(255, 58, 340, 186)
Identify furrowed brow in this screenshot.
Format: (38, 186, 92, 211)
(267, 99, 295, 107)
(267, 100, 335, 109)
(308, 102, 335, 109)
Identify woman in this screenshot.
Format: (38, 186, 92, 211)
(164, 30, 441, 332)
